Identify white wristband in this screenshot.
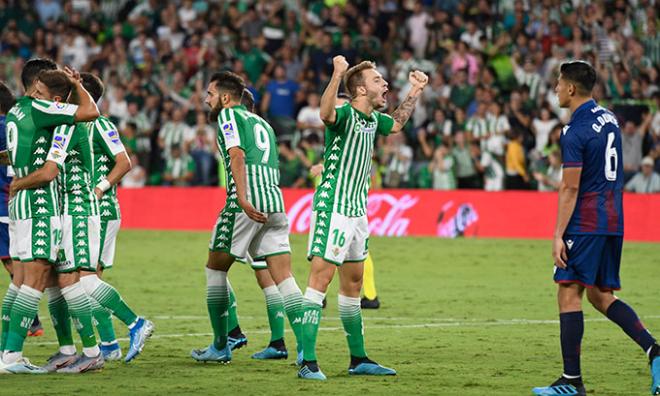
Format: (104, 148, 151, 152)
(96, 179, 112, 193)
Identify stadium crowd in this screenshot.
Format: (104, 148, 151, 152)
(0, 0, 659, 192)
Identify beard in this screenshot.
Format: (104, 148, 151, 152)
(208, 102, 223, 122)
(367, 90, 387, 111)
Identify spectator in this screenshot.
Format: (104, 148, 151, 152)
(466, 102, 488, 151)
(186, 112, 216, 186)
(418, 109, 453, 160)
(534, 150, 562, 192)
(430, 143, 456, 190)
(452, 132, 481, 189)
(625, 156, 660, 193)
(122, 153, 147, 188)
(505, 131, 530, 190)
(486, 101, 510, 159)
(278, 141, 306, 188)
(296, 92, 324, 139)
(406, 2, 433, 58)
(621, 117, 651, 182)
(476, 143, 505, 192)
(159, 108, 190, 161)
(449, 69, 475, 111)
(532, 104, 559, 155)
(261, 64, 300, 137)
(162, 144, 195, 186)
(383, 134, 413, 188)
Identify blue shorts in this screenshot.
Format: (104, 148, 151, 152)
(0, 222, 8, 260)
(553, 234, 623, 291)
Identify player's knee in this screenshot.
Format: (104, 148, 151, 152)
(586, 289, 614, 313)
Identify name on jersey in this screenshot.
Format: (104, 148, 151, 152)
(591, 112, 619, 133)
(8, 106, 25, 121)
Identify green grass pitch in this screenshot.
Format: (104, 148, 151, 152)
(2, 231, 658, 395)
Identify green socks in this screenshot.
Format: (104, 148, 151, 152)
(262, 286, 285, 342)
(45, 287, 75, 349)
(227, 281, 239, 332)
(90, 297, 116, 344)
(277, 277, 304, 352)
(338, 294, 367, 358)
(1, 283, 19, 351)
(301, 288, 325, 361)
(61, 283, 98, 349)
(4, 285, 40, 353)
(81, 275, 138, 327)
(206, 268, 229, 350)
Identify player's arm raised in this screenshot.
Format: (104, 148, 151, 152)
(319, 56, 349, 126)
(64, 67, 99, 122)
(390, 70, 429, 133)
(552, 167, 582, 269)
(94, 120, 132, 199)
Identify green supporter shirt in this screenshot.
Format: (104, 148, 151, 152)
(5, 97, 77, 220)
(313, 102, 394, 217)
(92, 116, 127, 220)
(217, 105, 284, 213)
(47, 122, 99, 217)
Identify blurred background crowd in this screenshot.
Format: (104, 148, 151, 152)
(1, 0, 659, 192)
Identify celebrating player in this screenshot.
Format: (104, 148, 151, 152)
(0, 61, 100, 374)
(532, 61, 660, 396)
(192, 71, 304, 364)
(298, 56, 428, 380)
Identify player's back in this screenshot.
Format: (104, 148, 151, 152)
(217, 105, 284, 213)
(561, 99, 623, 235)
(5, 97, 65, 219)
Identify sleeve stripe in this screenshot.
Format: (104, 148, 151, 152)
(562, 162, 583, 168)
(32, 100, 77, 116)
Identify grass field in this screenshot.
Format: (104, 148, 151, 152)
(1, 230, 659, 395)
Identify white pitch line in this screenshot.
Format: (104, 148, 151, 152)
(29, 315, 660, 346)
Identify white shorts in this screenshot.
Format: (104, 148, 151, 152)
(58, 215, 101, 273)
(209, 211, 291, 260)
(99, 219, 121, 269)
(10, 216, 61, 263)
(236, 253, 268, 270)
(307, 211, 369, 265)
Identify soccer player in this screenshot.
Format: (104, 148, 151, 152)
(0, 62, 100, 374)
(298, 56, 428, 380)
(226, 89, 290, 360)
(191, 71, 304, 364)
(0, 84, 44, 339)
(79, 72, 152, 362)
(533, 61, 660, 396)
(21, 72, 153, 371)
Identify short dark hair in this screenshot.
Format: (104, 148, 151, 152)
(209, 71, 246, 101)
(560, 61, 597, 95)
(344, 61, 377, 98)
(0, 81, 16, 114)
(241, 88, 255, 112)
(37, 70, 72, 100)
(81, 72, 104, 103)
(21, 58, 57, 90)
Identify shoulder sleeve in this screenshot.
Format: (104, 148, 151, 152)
(32, 99, 77, 128)
(376, 111, 394, 136)
(46, 124, 77, 165)
(327, 103, 351, 133)
(219, 108, 243, 150)
(95, 118, 126, 156)
(559, 125, 583, 168)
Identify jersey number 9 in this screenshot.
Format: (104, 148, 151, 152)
(254, 124, 270, 164)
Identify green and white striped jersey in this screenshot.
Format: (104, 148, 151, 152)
(313, 103, 394, 216)
(5, 97, 77, 219)
(92, 116, 126, 220)
(216, 105, 284, 213)
(48, 123, 100, 216)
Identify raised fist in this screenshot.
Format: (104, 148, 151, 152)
(409, 70, 429, 89)
(333, 56, 349, 77)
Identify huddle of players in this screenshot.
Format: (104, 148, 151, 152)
(0, 59, 153, 374)
(194, 56, 428, 380)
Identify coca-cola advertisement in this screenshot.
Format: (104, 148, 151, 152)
(117, 188, 660, 242)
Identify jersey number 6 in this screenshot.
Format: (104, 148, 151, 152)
(605, 132, 617, 181)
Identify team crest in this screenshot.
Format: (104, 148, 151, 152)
(332, 246, 340, 257)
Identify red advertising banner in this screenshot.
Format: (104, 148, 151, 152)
(117, 188, 660, 241)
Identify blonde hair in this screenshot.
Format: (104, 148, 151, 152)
(343, 61, 377, 98)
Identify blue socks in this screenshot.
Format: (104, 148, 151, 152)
(606, 299, 656, 353)
(560, 311, 584, 377)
